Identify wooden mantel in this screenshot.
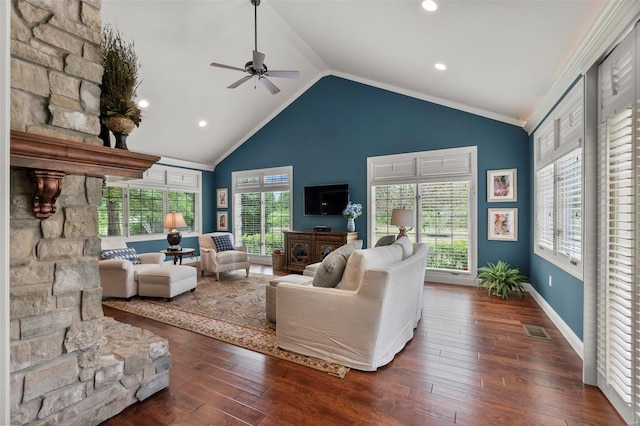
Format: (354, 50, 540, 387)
(10, 130, 160, 218)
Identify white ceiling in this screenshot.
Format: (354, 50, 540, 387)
(101, 0, 616, 168)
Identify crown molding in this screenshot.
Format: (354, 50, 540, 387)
(524, 2, 640, 134)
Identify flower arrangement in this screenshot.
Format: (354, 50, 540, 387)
(343, 202, 363, 220)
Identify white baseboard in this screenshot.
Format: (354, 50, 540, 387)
(524, 283, 584, 360)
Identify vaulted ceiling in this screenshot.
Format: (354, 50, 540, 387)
(102, 0, 625, 168)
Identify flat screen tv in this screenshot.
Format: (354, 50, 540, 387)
(304, 184, 349, 216)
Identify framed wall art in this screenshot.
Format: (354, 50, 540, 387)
(487, 168, 517, 202)
(217, 211, 228, 231)
(488, 208, 517, 241)
(217, 188, 228, 208)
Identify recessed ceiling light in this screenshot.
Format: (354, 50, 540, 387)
(435, 63, 447, 71)
(422, 0, 437, 12)
(138, 99, 149, 108)
(198, 120, 207, 127)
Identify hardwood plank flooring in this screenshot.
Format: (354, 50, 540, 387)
(101, 266, 624, 425)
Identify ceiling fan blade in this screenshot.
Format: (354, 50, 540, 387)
(260, 77, 280, 95)
(210, 62, 246, 72)
(265, 70, 300, 79)
(228, 75, 253, 89)
(253, 50, 265, 70)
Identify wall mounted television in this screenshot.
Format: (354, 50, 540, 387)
(304, 184, 349, 216)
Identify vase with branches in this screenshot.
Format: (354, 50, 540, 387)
(100, 24, 142, 149)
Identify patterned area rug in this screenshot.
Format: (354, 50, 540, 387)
(103, 271, 349, 378)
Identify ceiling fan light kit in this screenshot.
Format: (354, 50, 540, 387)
(210, 0, 299, 94)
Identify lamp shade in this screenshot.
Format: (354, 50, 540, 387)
(390, 209, 415, 228)
(164, 211, 187, 229)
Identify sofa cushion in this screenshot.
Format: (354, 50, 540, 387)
(100, 247, 140, 264)
(212, 234, 234, 252)
(312, 240, 363, 288)
(341, 244, 403, 291)
(393, 236, 413, 259)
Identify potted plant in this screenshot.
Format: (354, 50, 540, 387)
(476, 261, 527, 299)
(100, 24, 142, 149)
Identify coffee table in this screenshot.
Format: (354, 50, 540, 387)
(161, 248, 195, 265)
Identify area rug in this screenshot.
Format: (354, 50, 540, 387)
(103, 271, 349, 377)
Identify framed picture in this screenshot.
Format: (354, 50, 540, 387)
(217, 188, 228, 208)
(217, 211, 228, 231)
(487, 169, 517, 202)
(488, 208, 518, 241)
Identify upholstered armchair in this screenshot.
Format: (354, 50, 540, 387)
(198, 232, 250, 280)
(99, 237, 166, 298)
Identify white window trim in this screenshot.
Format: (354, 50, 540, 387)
(102, 164, 203, 242)
(367, 146, 478, 286)
(232, 165, 293, 263)
(533, 81, 584, 280)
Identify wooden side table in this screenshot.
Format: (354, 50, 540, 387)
(161, 248, 195, 265)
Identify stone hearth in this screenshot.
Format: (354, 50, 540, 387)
(10, 1, 170, 424)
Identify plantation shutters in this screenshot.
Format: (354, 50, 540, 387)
(368, 146, 477, 285)
(556, 150, 582, 263)
(233, 167, 292, 259)
(419, 181, 470, 271)
(535, 164, 555, 250)
(596, 25, 637, 424)
(532, 80, 584, 278)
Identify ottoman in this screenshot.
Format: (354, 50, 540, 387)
(138, 265, 197, 300)
(266, 274, 313, 322)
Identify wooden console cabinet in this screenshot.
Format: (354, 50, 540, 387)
(284, 230, 358, 273)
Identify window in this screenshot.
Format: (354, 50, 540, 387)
(368, 147, 477, 285)
(233, 166, 292, 261)
(533, 80, 583, 278)
(98, 165, 202, 239)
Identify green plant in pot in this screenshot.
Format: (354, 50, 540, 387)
(100, 24, 142, 149)
(476, 261, 527, 300)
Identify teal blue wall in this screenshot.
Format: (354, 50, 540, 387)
(214, 76, 531, 274)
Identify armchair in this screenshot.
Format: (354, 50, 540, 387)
(198, 232, 250, 280)
(99, 238, 165, 298)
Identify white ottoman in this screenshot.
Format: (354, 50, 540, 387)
(266, 274, 313, 322)
(138, 266, 197, 300)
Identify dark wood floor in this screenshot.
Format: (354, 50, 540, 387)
(102, 265, 624, 425)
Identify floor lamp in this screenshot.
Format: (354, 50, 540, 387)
(390, 208, 415, 239)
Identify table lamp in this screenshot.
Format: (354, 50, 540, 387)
(164, 211, 187, 250)
(390, 208, 415, 239)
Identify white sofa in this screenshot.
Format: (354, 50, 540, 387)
(198, 232, 250, 280)
(99, 238, 166, 298)
(275, 240, 429, 371)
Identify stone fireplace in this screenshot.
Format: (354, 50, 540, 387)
(10, 1, 170, 424)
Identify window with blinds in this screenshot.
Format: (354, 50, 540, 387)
(233, 166, 292, 259)
(420, 181, 469, 271)
(557, 150, 582, 262)
(535, 164, 554, 250)
(97, 164, 202, 239)
(368, 146, 477, 284)
(532, 79, 584, 278)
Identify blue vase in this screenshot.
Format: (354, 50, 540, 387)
(347, 218, 355, 232)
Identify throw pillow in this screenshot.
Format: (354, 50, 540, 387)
(212, 234, 234, 252)
(374, 235, 396, 247)
(393, 236, 413, 260)
(312, 240, 363, 288)
(100, 247, 140, 264)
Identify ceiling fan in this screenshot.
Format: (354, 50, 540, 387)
(210, 0, 300, 95)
